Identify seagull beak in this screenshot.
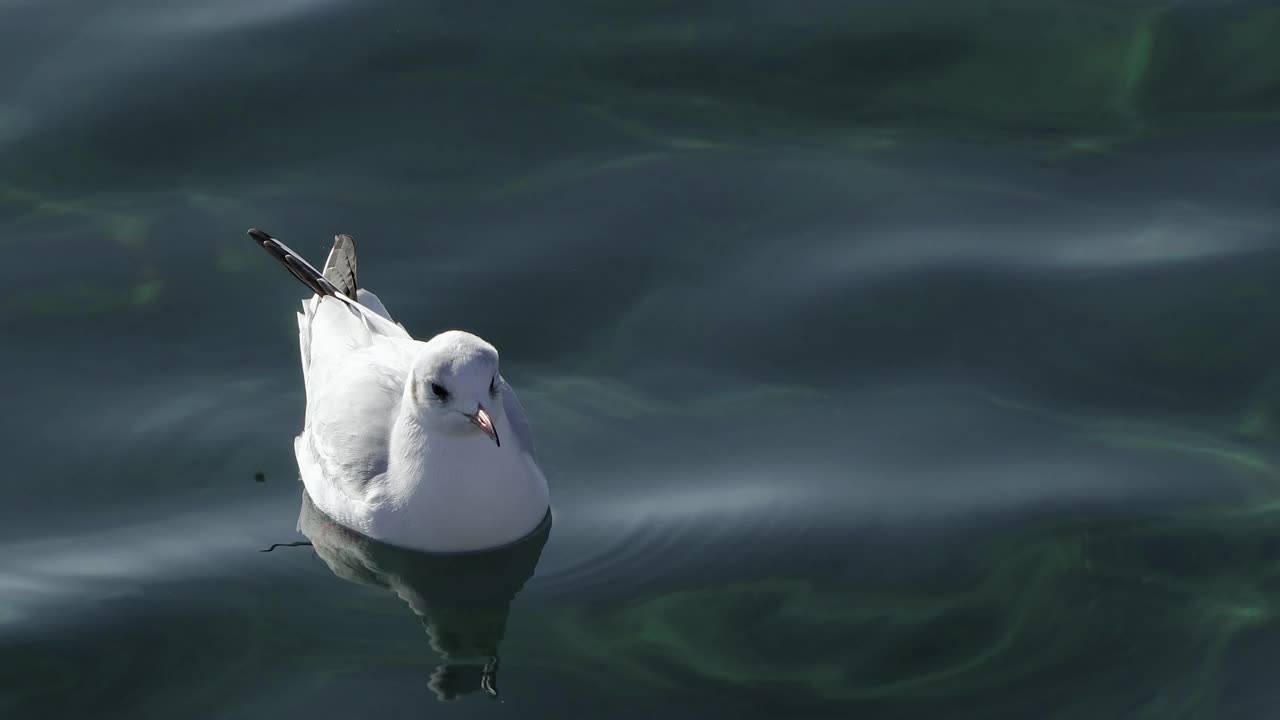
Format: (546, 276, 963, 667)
(469, 406, 501, 447)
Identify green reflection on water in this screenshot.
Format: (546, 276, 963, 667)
(5, 279, 165, 318)
(518, 2, 1280, 151)
(1, 184, 151, 249)
(526, 502, 1277, 717)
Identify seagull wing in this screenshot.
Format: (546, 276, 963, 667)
(297, 307, 419, 525)
(501, 380, 537, 460)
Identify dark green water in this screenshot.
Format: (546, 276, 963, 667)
(4, 2, 1280, 717)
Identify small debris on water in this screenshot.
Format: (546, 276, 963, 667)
(254, 471, 266, 483)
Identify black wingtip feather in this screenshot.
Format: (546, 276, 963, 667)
(249, 227, 338, 297)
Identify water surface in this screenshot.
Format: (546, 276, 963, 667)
(3, 2, 1280, 718)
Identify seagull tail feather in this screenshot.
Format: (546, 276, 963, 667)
(322, 234, 359, 298)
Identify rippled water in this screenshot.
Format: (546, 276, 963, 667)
(4, 2, 1280, 718)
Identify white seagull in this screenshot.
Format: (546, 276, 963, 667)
(249, 228, 550, 553)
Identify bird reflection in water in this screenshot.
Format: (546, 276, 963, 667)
(296, 492, 551, 701)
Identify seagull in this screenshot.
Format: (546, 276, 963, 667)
(248, 228, 550, 553)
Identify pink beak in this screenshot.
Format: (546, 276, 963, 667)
(469, 406, 500, 447)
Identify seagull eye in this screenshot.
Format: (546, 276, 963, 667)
(489, 376, 498, 395)
(430, 382, 450, 401)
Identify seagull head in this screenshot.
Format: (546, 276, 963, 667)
(409, 330, 504, 447)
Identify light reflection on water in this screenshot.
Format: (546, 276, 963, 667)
(3, 377, 1271, 622)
